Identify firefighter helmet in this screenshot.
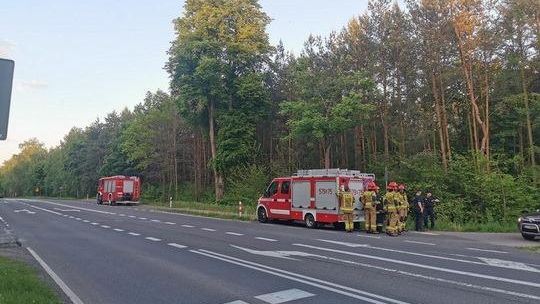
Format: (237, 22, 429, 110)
(367, 181, 378, 191)
(387, 181, 398, 190)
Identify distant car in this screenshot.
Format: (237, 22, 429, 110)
(518, 210, 540, 241)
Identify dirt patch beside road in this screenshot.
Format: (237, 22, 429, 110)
(437, 231, 539, 248)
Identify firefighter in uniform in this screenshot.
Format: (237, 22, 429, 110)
(397, 184, 409, 233)
(384, 182, 400, 236)
(338, 185, 355, 232)
(375, 184, 385, 233)
(361, 181, 378, 233)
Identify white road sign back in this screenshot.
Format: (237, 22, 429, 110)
(0, 58, 15, 140)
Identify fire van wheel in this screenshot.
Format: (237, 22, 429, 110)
(257, 207, 268, 223)
(305, 214, 317, 229)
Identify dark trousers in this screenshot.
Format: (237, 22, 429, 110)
(414, 211, 423, 231)
(376, 212, 385, 233)
(424, 209, 435, 229)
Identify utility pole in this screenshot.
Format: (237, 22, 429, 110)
(0, 58, 14, 140)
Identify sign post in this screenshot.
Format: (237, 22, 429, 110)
(0, 58, 15, 140)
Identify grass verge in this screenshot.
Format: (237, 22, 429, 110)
(0, 255, 60, 304)
(518, 246, 540, 253)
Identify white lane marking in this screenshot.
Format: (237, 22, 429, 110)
(69, 216, 74, 219)
(139, 217, 147, 220)
(100, 225, 110, 229)
(27, 247, 84, 304)
(145, 237, 161, 242)
(27, 205, 61, 215)
(27, 200, 116, 215)
(75, 218, 82, 221)
(63, 214, 69, 217)
(316, 239, 540, 273)
(193, 249, 408, 304)
(409, 231, 440, 236)
(356, 234, 381, 239)
(128, 215, 136, 218)
(13, 209, 36, 214)
(479, 258, 537, 271)
(128, 232, 141, 236)
(119, 214, 126, 217)
(82, 220, 90, 223)
(243, 246, 540, 301)
(255, 288, 314, 304)
(113, 228, 124, 232)
(91, 222, 99, 225)
(224, 301, 250, 304)
(201, 228, 216, 232)
(164, 222, 176, 225)
(318, 240, 369, 248)
(294, 243, 540, 288)
(182, 224, 194, 228)
(54, 208, 80, 212)
(151, 219, 161, 222)
(404, 240, 436, 246)
(167, 243, 187, 249)
(232, 246, 300, 260)
(255, 237, 277, 242)
(466, 248, 508, 254)
(226, 232, 244, 236)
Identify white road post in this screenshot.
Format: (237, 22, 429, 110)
(239, 201, 243, 218)
(169, 197, 173, 209)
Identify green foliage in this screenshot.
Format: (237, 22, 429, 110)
(0, 256, 60, 304)
(222, 165, 270, 205)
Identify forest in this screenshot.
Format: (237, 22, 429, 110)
(1, 0, 539, 229)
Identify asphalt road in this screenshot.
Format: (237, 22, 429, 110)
(1, 198, 539, 304)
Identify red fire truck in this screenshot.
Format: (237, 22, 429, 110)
(256, 169, 375, 228)
(97, 176, 141, 206)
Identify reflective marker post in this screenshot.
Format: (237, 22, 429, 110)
(238, 201, 243, 218)
(0, 58, 14, 140)
(169, 197, 173, 209)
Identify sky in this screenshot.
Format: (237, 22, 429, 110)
(0, 0, 376, 163)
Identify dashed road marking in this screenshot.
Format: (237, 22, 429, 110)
(224, 301, 250, 304)
(128, 215, 136, 218)
(201, 228, 216, 232)
(255, 237, 277, 242)
(164, 222, 176, 225)
(466, 248, 508, 254)
(139, 217, 147, 220)
(409, 231, 440, 236)
(113, 228, 124, 232)
(91, 222, 99, 225)
(151, 219, 161, 223)
(226, 232, 244, 236)
(128, 232, 140, 236)
(255, 288, 315, 304)
(356, 234, 381, 239)
(167, 243, 187, 249)
(182, 224, 194, 228)
(145, 237, 161, 242)
(101, 225, 110, 229)
(119, 214, 126, 217)
(82, 220, 90, 223)
(75, 218, 82, 221)
(404, 240, 436, 246)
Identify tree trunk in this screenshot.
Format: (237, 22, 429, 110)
(438, 74, 451, 159)
(520, 66, 536, 168)
(323, 139, 331, 169)
(432, 73, 447, 171)
(208, 100, 224, 201)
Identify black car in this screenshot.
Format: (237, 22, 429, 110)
(518, 210, 540, 240)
